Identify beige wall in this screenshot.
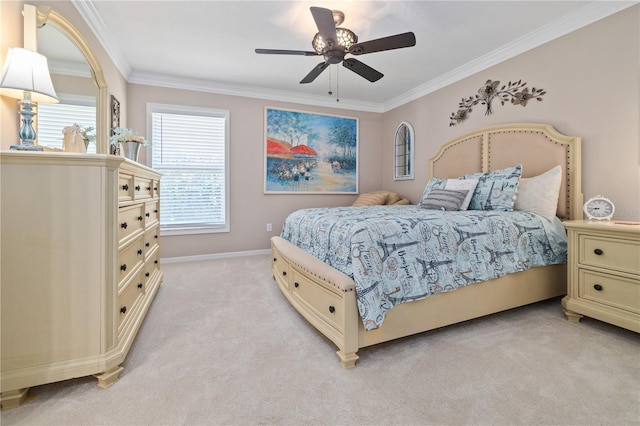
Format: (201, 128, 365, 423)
(2, 2, 638, 259)
(127, 85, 383, 257)
(383, 5, 639, 222)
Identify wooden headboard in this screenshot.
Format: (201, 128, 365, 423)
(428, 123, 582, 220)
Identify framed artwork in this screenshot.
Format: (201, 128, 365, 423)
(264, 107, 358, 194)
(110, 95, 120, 135)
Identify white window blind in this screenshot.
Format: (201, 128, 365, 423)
(150, 105, 229, 235)
(37, 95, 96, 153)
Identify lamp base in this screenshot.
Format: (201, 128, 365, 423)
(10, 144, 44, 151)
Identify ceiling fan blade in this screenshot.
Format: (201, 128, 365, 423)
(310, 7, 337, 46)
(255, 49, 318, 56)
(342, 58, 383, 82)
(300, 62, 330, 84)
(349, 32, 416, 55)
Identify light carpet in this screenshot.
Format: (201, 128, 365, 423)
(2, 255, 639, 425)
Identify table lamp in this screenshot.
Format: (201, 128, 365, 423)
(0, 47, 58, 151)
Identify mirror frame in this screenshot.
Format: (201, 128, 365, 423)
(393, 121, 415, 180)
(25, 4, 109, 153)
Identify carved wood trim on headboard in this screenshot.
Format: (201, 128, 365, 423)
(428, 123, 582, 220)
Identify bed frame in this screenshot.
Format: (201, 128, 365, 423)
(271, 123, 582, 368)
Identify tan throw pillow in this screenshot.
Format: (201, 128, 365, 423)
(352, 192, 389, 206)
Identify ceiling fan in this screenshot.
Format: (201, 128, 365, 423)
(255, 6, 416, 84)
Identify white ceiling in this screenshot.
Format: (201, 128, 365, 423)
(69, 1, 632, 112)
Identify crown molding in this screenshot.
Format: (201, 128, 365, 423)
(128, 71, 384, 113)
(49, 59, 91, 79)
(71, 0, 132, 79)
(76, 1, 635, 114)
(382, 1, 637, 112)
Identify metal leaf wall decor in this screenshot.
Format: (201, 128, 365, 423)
(449, 79, 546, 126)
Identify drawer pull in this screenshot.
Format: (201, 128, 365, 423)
(137, 249, 143, 255)
(120, 306, 127, 314)
(154, 260, 158, 264)
(329, 306, 335, 314)
(282, 271, 287, 276)
(146, 242, 150, 247)
(594, 248, 603, 255)
(273, 258, 277, 262)
(145, 272, 150, 277)
(146, 186, 151, 191)
(120, 264, 127, 271)
(135, 185, 141, 191)
(146, 212, 150, 217)
(294, 282, 299, 288)
(594, 284, 603, 291)
(121, 222, 128, 229)
(138, 283, 143, 289)
(154, 235, 158, 239)
(138, 216, 144, 221)
(122, 184, 129, 191)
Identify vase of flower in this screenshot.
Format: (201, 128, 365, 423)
(110, 127, 148, 162)
(122, 140, 142, 162)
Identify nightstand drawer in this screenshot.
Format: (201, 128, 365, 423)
(580, 235, 640, 275)
(579, 269, 640, 314)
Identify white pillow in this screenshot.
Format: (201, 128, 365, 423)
(514, 165, 562, 220)
(444, 178, 478, 210)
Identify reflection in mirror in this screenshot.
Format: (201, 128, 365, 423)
(37, 23, 97, 153)
(394, 121, 414, 180)
(26, 4, 109, 153)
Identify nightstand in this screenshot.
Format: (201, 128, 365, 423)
(562, 220, 640, 332)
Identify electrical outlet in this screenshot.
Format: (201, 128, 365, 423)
(266, 223, 272, 232)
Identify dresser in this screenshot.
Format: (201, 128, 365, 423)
(562, 220, 640, 332)
(0, 152, 163, 408)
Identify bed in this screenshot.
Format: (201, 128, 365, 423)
(271, 123, 582, 368)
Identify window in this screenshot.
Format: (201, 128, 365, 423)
(37, 94, 96, 153)
(394, 121, 414, 180)
(148, 103, 229, 235)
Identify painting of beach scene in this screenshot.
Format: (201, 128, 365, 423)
(264, 107, 358, 194)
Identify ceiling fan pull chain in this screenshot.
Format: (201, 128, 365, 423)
(328, 67, 333, 96)
(336, 66, 340, 102)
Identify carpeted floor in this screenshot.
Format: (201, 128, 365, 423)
(2, 255, 639, 425)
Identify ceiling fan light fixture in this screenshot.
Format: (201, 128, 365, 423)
(312, 27, 358, 53)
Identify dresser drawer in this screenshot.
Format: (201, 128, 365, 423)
(117, 271, 144, 331)
(118, 238, 144, 287)
(145, 201, 160, 228)
(144, 248, 160, 285)
(144, 225, 160, 254)
(580, 235, 640, 275)
(118, 204, 145, 246)
(118, 173, 134, 203)
(579, 269, 640, 314)
(152, 180, 160, 198)
(291, 269, 344, 332)
(134, 177, 153, 200)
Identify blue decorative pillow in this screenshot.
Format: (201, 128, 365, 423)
(460, 164, 523, 211)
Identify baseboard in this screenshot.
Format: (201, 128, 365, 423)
(161, 248, 271, 264)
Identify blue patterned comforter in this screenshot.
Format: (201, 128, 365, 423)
(281, 206, 567, 330)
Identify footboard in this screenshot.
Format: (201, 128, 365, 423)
(271, 236, 360, 368)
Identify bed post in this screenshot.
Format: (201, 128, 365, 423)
(337, 290, 359, 368)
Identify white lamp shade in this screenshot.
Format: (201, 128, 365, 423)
(0, 47, 58, 103)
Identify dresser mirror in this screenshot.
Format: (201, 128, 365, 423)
(25, 4, 109, 153)
(394, 121, 414, 180)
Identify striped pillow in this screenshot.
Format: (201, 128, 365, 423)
(419, 189, 469, 211)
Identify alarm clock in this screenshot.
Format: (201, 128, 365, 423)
(583, 195, 615, 220)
